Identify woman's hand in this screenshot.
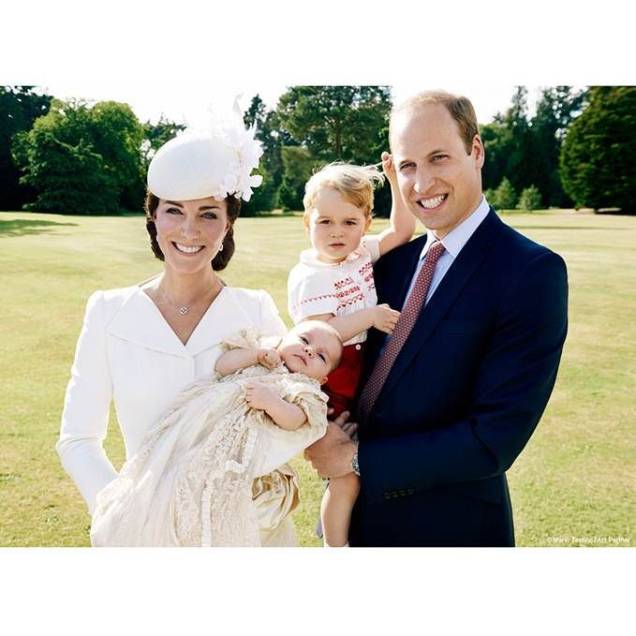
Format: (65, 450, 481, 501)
(257, 348, 281, 370)
(372, 303, 400, 334)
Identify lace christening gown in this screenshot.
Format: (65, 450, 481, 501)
(90, 331, 328, 546)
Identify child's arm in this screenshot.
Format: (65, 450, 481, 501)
(375, 151, 416, 257)
(215, 347, 281, 377)
(244, 382, 307, 431)
(307, 305, 400, 342)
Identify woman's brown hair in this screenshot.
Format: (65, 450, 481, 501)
(144, 193, 241, 271)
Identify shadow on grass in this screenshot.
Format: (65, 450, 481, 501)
(0, 219, 78, 238)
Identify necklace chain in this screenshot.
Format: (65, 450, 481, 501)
(158, 280, 220, 316)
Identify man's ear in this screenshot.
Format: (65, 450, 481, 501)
(471, 134, 485, 169)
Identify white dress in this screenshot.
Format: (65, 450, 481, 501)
(90, 330, 328, 547)
(57, 284, 304, 546)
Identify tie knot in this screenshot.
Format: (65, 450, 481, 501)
(427, 240, 445, 263)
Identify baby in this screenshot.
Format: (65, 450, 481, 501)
(90, 320, 343, 547)
(288, 158, 415, 546)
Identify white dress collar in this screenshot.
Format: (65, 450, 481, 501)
(107, 286, 235, 358)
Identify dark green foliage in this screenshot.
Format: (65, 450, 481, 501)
(276, 86, 391, 165)
(518, 185, 543, 211)
(491, 177, 517, 210)
(0, 86, 52, 210)
(482, 86, 585, 208)
(250, 86, 392, 213)
(278, 146, 319, 211)
(142, 115, 186, 161)
(12, 98, 145, 214)
(560, 87, 636, 212)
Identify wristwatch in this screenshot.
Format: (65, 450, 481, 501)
(351, 448, 360, 476)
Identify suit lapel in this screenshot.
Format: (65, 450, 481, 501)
(379, 209, 500, 399)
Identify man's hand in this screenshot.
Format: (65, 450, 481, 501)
(372, 303, 400, 334)
(381, 151, 399, 191)
(257, 348, 281, 370)
(244, 381, 280, 411)
(305, 411, 358, 479)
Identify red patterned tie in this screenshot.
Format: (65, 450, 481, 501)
(358, 240, 445, 421)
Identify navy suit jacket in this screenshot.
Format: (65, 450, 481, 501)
(350, 208, 568, 547)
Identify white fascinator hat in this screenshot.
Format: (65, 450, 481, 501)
(147, 99, 263, 203)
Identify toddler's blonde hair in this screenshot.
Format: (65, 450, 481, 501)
(303, 162, 385, 227)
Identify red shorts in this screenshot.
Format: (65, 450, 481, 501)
(323, 343, 365, 419)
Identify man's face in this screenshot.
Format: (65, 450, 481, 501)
(391, 103, 485, 238)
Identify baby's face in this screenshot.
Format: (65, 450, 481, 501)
(279, 323, 342, 382)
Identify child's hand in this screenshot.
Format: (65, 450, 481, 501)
(381, 151, 398, 190)
(373, 303, 400, 334)
(257, 348, 281, 370)
(244, 381, 279, 412)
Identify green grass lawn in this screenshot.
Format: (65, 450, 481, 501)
(0, 209, 634, 547)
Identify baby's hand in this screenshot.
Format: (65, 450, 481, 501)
(257, 348, 281, 370)
(373, 303, 400, 334)
(244, 381, 279, 412)
(381, 151, 398, 190)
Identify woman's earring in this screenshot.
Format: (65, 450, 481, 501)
(219, 242, 224, 252)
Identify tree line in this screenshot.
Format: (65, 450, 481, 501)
(1, 85, 634, 216)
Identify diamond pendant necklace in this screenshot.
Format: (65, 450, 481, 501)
(159, 286, 191, 315)
(158, 279, 220, 317)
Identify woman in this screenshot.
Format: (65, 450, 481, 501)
(57, 117, 299, 546)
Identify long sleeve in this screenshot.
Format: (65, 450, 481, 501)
(56, 291, 118, 514)
(359, 251, 569, 504)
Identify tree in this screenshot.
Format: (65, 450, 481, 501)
(278, 146, 319, 211)
(241, 94, 287, 214)
(0, 86, 52, 210)
(274, 86, 392, 215)
(13, 98, 145, 214)
(518, 185, 542, 211)
(492, 177, 517, 210)
(275, 86, 391, 165)
(560, 87, 636, 212)
(142, 115, 186, 162)
(528, 86, 586, 207)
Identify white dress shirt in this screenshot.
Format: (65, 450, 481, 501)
(57, 285, 287, 515)
(403, 196, 491, 307)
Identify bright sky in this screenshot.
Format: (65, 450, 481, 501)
(37, 82, 540, 129)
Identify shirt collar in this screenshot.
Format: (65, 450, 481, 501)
(299, 245, 364, 268)
(420, 195, 490, 260)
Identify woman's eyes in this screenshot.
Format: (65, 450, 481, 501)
(165, 208, 217, 219)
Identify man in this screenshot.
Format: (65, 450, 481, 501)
(305, 90, 568, 546)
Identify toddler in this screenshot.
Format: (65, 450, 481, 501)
(287, 156, 415, 546)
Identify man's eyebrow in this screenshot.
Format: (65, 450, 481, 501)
(427, 148, 447, 157)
